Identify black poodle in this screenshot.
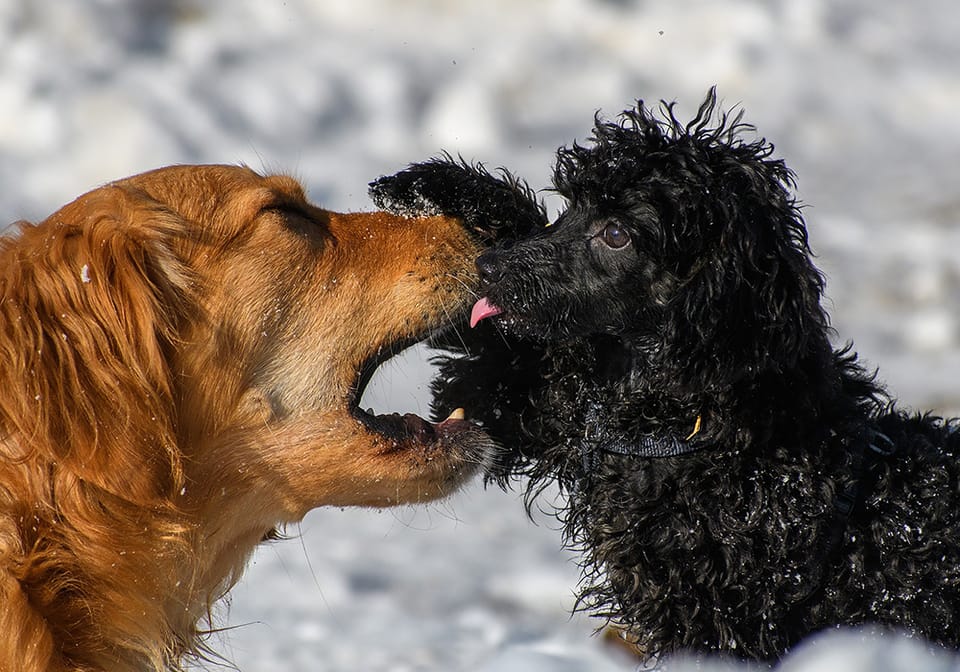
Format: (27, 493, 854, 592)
(369, 89, 960, 664)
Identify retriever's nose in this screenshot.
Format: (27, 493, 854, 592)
(476, 251, 503, 287)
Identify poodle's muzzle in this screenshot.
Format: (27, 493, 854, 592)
(468, 237, 570, 338)
(469, 206, 663, 343)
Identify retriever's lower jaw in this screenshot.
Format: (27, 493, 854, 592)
(347, 352, 492, 505)
(356, 406, 490, 465)
(350, 405, 474, 449)
(349, 327, 489, 449)
(361, 411, 493, 507)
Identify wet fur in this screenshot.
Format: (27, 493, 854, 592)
(1, 165, 492, 671)
(372, 91, 960, 663)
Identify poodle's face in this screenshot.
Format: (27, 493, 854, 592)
(473, 98, 828, 379)
(472, 192, 679, 341)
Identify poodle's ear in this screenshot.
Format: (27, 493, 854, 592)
(0, 186, 192, 503)
(369, 154, 548, 241)
(672, 160, 828, 382)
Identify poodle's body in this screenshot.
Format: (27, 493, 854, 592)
(370, 90, 960, 663)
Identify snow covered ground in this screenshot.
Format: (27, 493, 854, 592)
(3, 1, 960, 670)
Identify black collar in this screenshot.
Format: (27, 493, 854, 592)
(597, 425, 703, 459)
(580, 403, 704, 477)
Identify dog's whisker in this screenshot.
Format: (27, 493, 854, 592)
(444, 270, 480, 299)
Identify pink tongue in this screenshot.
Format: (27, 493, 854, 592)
(470, 297, 504, 328)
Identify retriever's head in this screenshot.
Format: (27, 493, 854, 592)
(2, 165, 493, 516)
(0, 164, 495, 670)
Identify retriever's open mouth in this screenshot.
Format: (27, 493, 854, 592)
(349, 334, 473, 446)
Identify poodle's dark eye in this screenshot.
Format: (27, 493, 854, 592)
(601, 222, 631, 249)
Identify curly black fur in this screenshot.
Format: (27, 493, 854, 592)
(369, 90, 960, 664)
(369, 153, 547, 244)
(370, 155, 553, 452)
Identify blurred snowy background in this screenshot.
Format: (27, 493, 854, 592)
(2, 1, 959, 670)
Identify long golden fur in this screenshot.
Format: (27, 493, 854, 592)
(0, 165, 490, 671)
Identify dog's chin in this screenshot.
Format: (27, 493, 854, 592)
(490, 314, 583, 344)
(471, 295, 594, 343)
(470, 302, 551, 341)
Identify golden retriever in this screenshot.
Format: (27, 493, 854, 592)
(0, 165, 491, 671)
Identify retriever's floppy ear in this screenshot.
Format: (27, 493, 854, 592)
(0, 186, 192, 503)
(369, 153, 548, 241)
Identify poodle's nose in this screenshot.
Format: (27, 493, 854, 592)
(476, 251, 503, 287)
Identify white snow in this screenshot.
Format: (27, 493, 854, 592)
(3, 1, 960, 670)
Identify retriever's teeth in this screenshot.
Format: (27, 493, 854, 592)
(446, 407, 466, 421)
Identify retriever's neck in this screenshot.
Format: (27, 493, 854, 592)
(0, 447, 275, 672)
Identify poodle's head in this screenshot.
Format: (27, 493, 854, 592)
(473, 89, 829, 391)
